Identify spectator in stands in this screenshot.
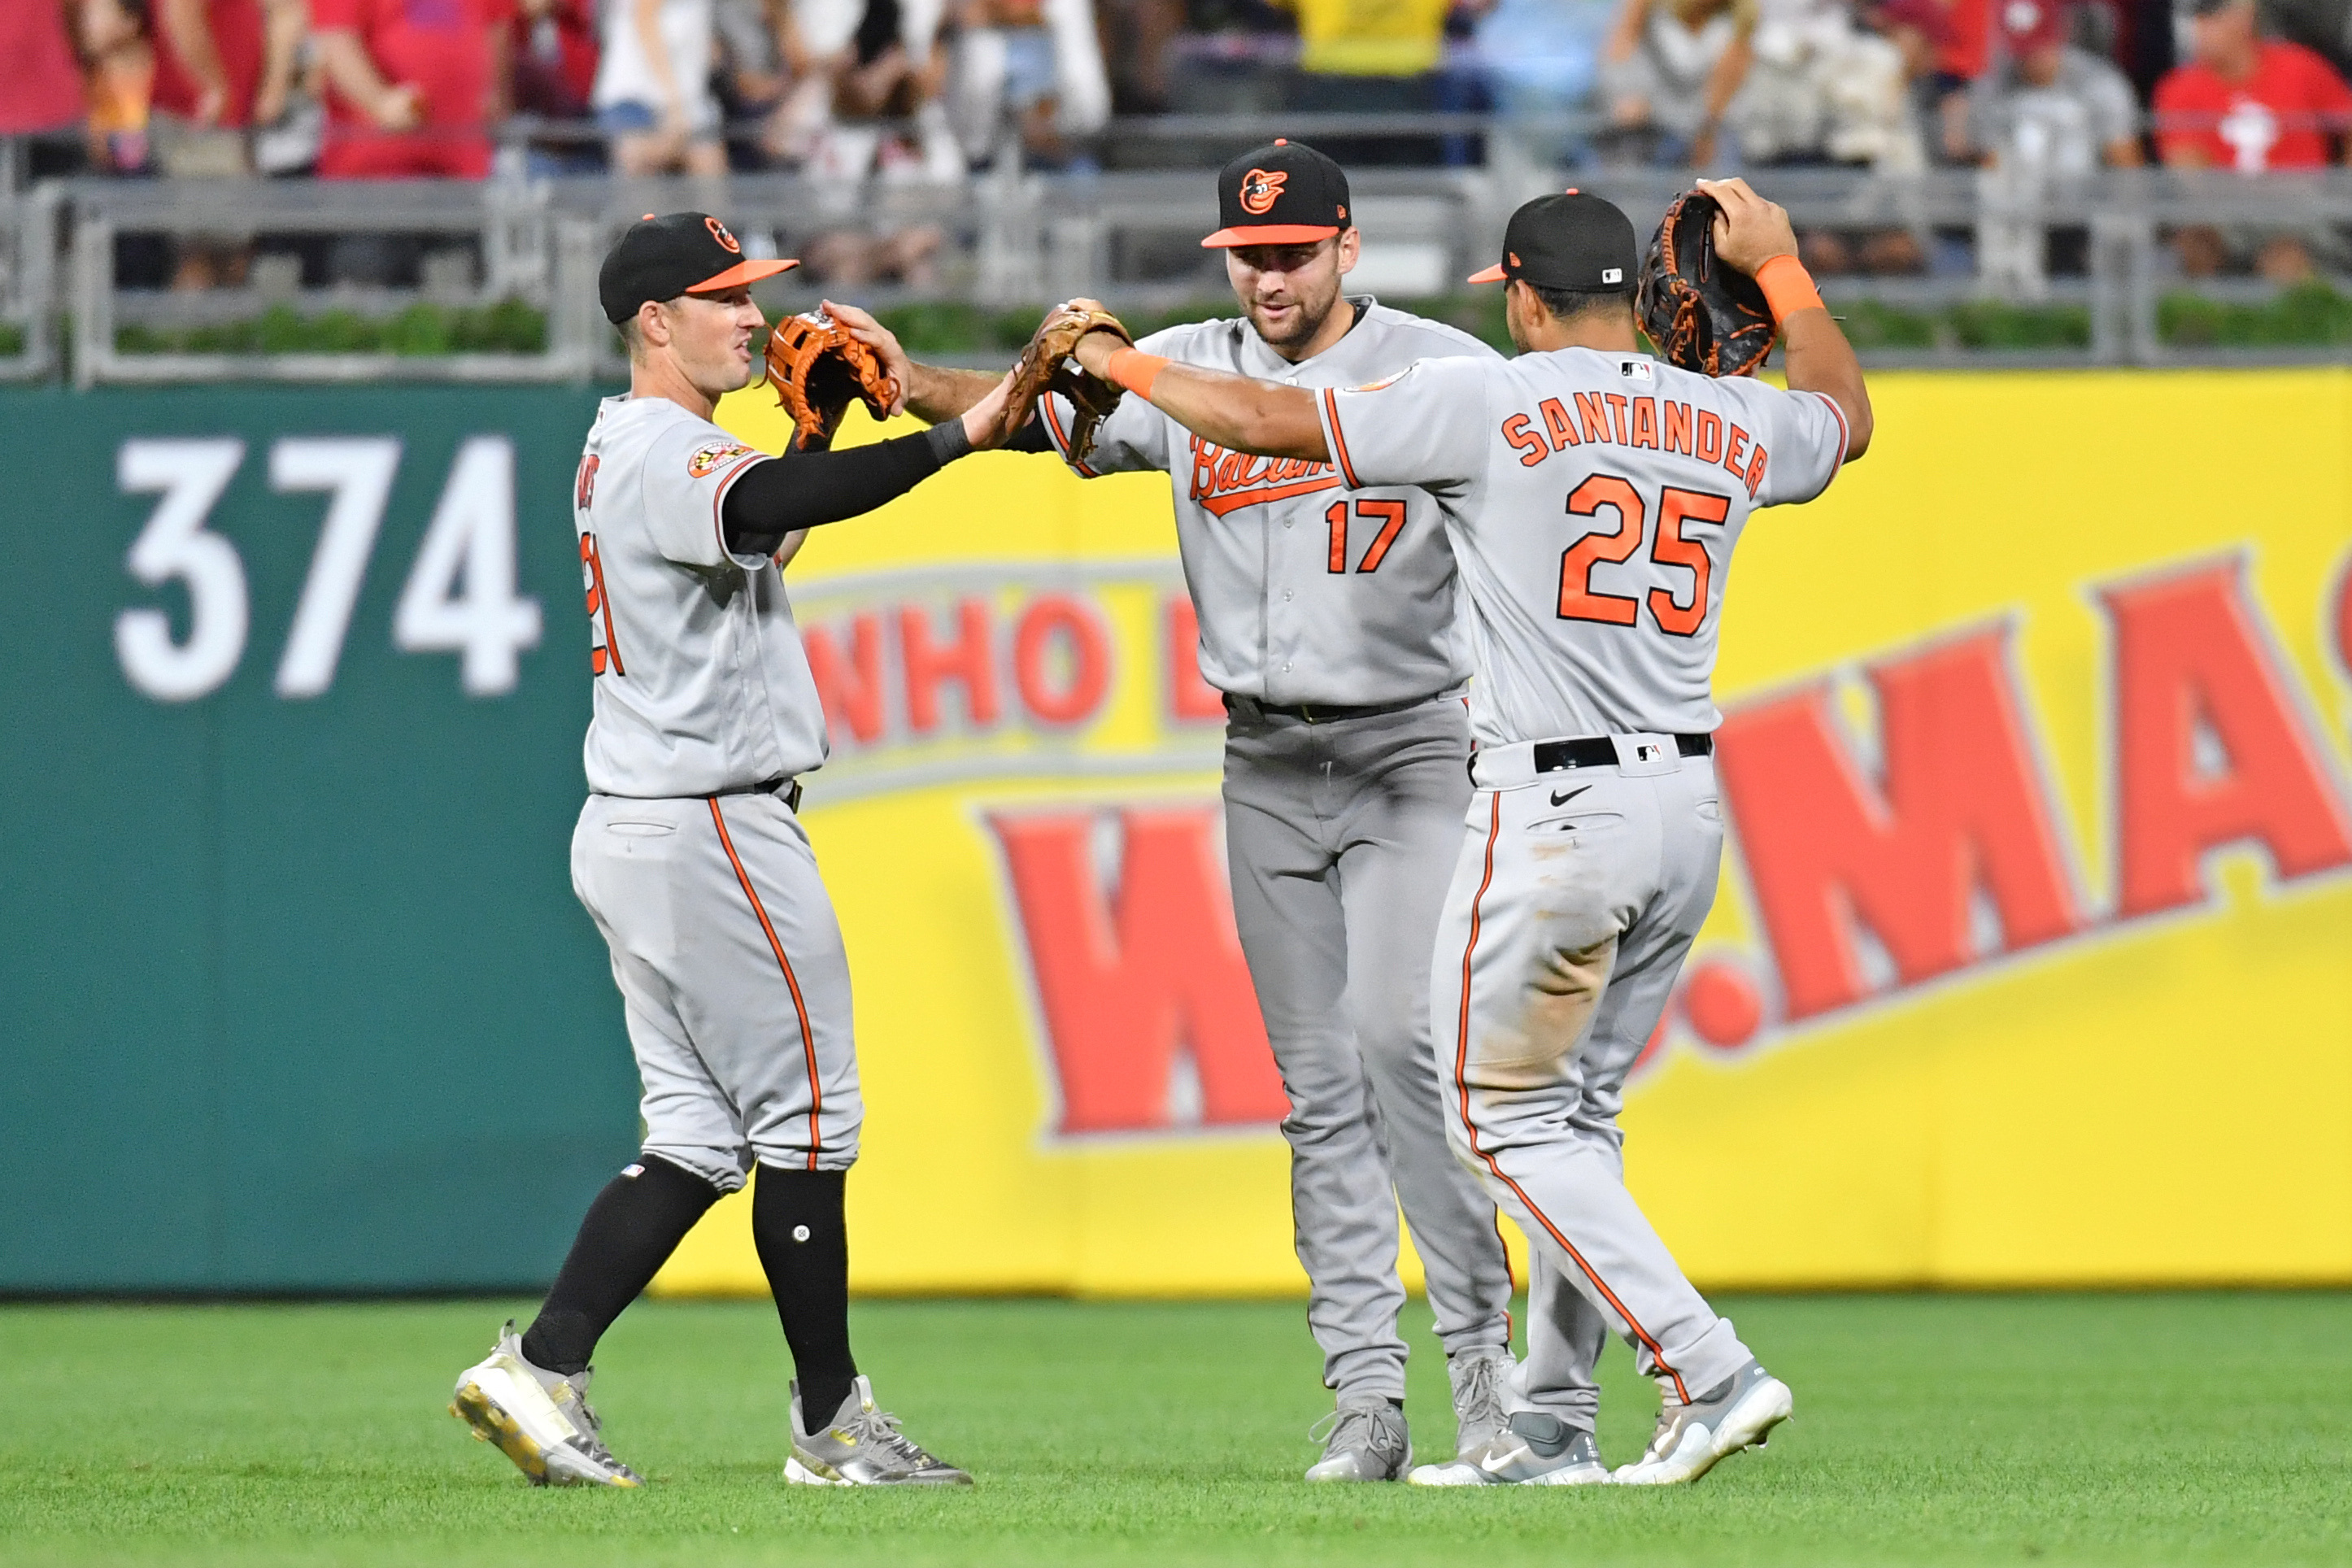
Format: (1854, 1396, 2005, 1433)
(1969, 0, 2141, 171)
(148, 0, 306, 287)
(1100, 0, 1184, 111)
(1278, 0, 1454, 163)
(593, 0, 727, 174)
(1470, 0, 1618, 161)
(7, 0, 93, 176)
(2261, 0, 2352, 81)
(1873, 0, 1989, 159)
(784, 0, 960, 282)
(312, 0, 514, 178)
(1737, 0, 1919, 167)
(945, 0, 1113, 168)
(1598, 0, 1756, 166)
(512, 0, 602, 168)
(76, 0, 158, 173)
(2155, 0, 2352, 277)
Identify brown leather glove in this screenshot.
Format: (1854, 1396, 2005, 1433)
(1000, 298, 1134, 464)
(765, 309, 901, 451)
(1637, 190, 1776, 379)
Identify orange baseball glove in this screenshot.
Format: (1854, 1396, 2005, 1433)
(766, 310, 901, 451)
(1000, 298, 1134, 463)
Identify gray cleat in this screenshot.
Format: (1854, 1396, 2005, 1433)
(449, 1320, 644, 1487)
(1446, 1347, 1514, 1461)
(1610, 1359, 1793, 1486)
(1304, 1396, 1411, 1482)
(1409, 1411, 1609, 1487)
(786, 1375, 973, 1486)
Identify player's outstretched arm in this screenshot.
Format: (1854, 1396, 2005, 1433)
(1068, 332, 1329, 461)
(825, 299, 1003, 422)
(721, 370, 1020, 555)
(1700, 178, 1873, 463)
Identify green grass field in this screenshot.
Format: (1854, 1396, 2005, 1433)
(2, 1293, 2346, 1566)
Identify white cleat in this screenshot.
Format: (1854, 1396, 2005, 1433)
(786, 1376, 973, 1486)
(1304, 1397, 1412, 1482)
(1445, 1347, 1515, 1461)
(1409, 1413, 1609, 1487)
(449, 1320, 644, 1488)
(1609, 1359, 1792, 1486)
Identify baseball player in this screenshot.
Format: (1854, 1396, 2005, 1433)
(830, 142, 1520, 1481)
(1055, 179, 1872, 1485)
(449, 211, 1017, 1489)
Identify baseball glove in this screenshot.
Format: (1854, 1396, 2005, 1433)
(766, 310, 901, 451)
(1637, 190, 1776, 379)
(1000, 298, 1135, 463)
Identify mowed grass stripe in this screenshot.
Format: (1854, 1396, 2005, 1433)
(0, 1294, 2346, 1566)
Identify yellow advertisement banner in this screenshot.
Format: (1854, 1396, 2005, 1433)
(652, 368, 2352, 1296)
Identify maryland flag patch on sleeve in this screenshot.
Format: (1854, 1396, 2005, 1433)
(687, 441, 757, 478)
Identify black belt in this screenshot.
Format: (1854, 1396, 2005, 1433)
(1227, 691, 1447, 725)
(712, 776, 802, 810)
(1531, 733, 1713, 773)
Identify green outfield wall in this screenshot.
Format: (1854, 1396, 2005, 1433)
(0, 385, 641, 1291)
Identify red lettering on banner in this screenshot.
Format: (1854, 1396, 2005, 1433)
(1013, 595, 1111, 725)
(899, 599, 999, 734)
(2102, 560, 2352, 917)
(1166, 596, 1226, 722)
(1716, 629, 2083, 1019)
(804, 612, 885, 743)
(2334, 547, 2352, 679)
(991, 808, 1286, 1133)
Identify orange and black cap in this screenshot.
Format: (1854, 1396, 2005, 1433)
(1202, 140, 1352, 248)
(1468, 189, 1636, 291)
(599, 211, 798, 324)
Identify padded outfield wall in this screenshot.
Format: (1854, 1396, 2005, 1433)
(2, 372, 2348, 1296)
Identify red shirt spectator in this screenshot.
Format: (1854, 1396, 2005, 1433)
(151, 0, 267, 124)
(313, 0, 516, 177)
(512, 0, 599, 118)
(1, 0, 87, 133)
(2155, 0, 2352, 170)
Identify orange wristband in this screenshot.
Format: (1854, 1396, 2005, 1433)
(1105, 347, 1169, 400)
(1754, 255, 1823, 323)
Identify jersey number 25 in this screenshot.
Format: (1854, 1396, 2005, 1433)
(1557, 474, 1730, 638)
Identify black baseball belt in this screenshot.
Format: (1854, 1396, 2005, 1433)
(1226, 691, 1450, 725)
(712, 776, 803, 811)
(1530, 733, 1713, 773)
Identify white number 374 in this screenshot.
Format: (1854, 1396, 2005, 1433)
(114, 435, 542, 703)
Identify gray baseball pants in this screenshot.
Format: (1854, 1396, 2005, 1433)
(1431, 739, 1753, 1418)
(571, 789, 862, 1190)
(1223, 694, 1518, 1403)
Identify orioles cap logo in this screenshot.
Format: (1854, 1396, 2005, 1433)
(1239, 169, 1287, 216)
(706, 216, 742, 255)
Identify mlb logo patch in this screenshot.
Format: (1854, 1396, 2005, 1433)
(1633, 741, 1665, 763)
(1621, 359, 1654, 381)
(1602, 267, 1622, 284)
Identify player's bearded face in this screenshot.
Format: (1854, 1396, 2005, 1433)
(1226, 235, 1352, 353)
(664, 290, 769, 397)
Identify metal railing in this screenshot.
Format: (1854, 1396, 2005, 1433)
(5, 155, 2349, 384)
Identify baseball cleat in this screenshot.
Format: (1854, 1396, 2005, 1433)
(1609, 1359, 1792, 1486)
(449, 1320, 644, 1487)
(1304, 1396, 1411, 1482)
(786, 1376, 973, 1485)
(1446, 1346, 1515, 1461)
(1409, 1412, 1609, 1486)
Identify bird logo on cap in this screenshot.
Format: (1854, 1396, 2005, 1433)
(1239, 169, 1287, 216)
(706, 217, 742, 255)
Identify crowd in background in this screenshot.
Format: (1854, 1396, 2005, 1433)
(2, 0, 2348, 281)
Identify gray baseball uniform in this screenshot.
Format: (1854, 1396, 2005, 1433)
(1043, 301, 1518, 1403)
(570, 393, 860, 1190)
(1318, 347, 1846, 1414)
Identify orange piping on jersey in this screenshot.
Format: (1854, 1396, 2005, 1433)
(1451, 791, 1692, 1404)
(709, 451, 770, 562)
(709, 799, 824, 1170)
(1042, 394, 1100, 479)
(1320, 388, 1363, 489)
(1815, 392, 1850, 482)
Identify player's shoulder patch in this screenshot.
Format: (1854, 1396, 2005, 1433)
(686, 439, 756, 479)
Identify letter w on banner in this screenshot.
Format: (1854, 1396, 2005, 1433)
(991, 808, 1287, 1135)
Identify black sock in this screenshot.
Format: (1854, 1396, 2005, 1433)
(751, 1164, 857, 1430)
(520, 1155, 722, 1376)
